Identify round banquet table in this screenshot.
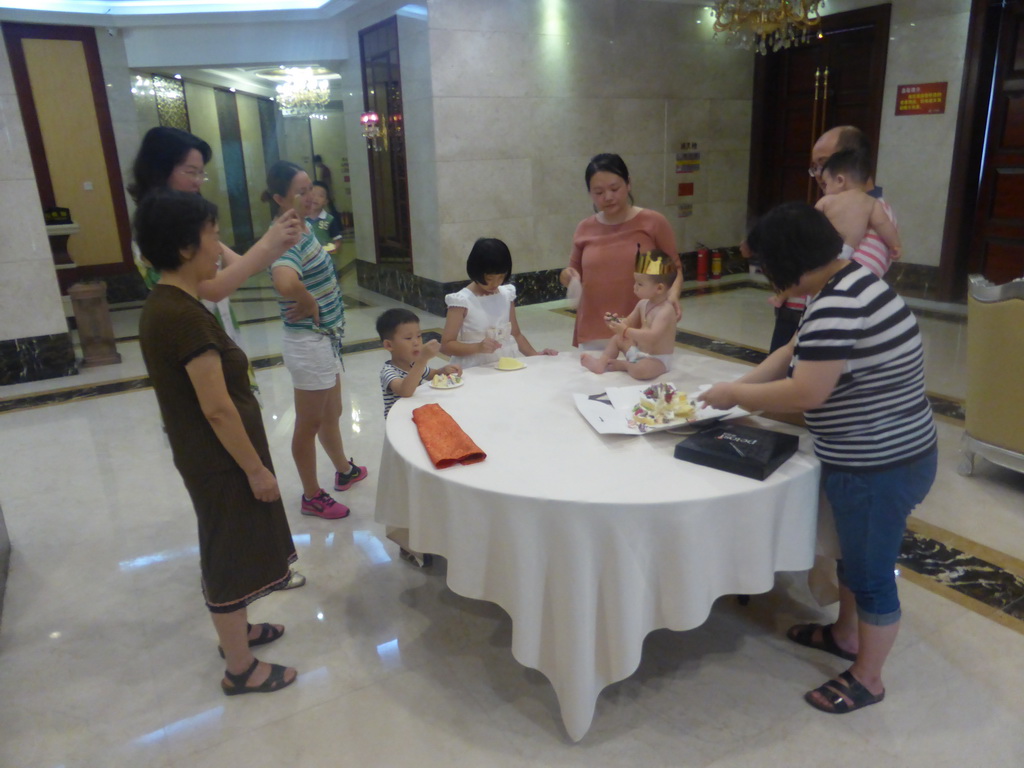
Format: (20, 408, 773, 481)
(375, 353, 821, 741)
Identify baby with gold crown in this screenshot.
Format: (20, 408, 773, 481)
(581, 247, 682, 380)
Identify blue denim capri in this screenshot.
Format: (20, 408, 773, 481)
(824, 448, 937, 626)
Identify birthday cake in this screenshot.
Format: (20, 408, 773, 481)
(496, 357, 525, 371)
(431, 372, 463, 388)
(631, 382, 695, 426)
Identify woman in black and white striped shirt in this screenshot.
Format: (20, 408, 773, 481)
(701, 202, 937, 716)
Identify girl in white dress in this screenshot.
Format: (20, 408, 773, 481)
(441, 238, 558, 368)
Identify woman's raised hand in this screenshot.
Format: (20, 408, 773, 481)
(247, 465, 281, 502)
(266, 209, 303, 254)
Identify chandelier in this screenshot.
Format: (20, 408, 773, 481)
(275, 68, 330, 117)
(711, 1, 825, 55)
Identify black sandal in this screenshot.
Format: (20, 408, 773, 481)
(218, 622, 285, 658)
(221, 658, 297, 696)
(805, 669, 884, 714)
(786, 623, 857, 661)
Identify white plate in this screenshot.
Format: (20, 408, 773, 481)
(575, 385, 749, 435)
(429, 379, 464, 390)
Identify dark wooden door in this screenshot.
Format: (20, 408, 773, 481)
(968, 1, 1024, 284)
(749, 5, 891, 217)
(360, 16, 413, 272)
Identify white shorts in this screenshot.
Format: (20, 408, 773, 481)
(282, 330, 341, 391)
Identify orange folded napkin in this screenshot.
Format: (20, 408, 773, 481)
(411, 403, 487, 469)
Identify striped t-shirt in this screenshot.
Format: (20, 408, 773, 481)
(793, 263, 936, 470)
(271, 230, 345, 332)
(381, 360, 431, 418)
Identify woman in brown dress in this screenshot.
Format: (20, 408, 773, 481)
(136, 190, 298, 695)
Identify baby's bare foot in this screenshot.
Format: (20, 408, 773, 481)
(581, 354, 606, 374)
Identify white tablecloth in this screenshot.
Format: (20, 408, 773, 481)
(375, 354, 820, 740)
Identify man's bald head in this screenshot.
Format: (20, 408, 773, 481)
(811, 125, 873, 191)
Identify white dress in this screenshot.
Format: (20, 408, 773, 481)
(445, 284, 521, 369)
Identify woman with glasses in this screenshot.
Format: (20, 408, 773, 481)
(129, 126, 307, 589)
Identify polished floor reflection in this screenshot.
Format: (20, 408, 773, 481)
(1, 273, 1022, 767)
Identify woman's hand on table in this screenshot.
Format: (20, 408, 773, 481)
(440, 363, 462, 376)
(697, 382, 739, 410)
(247, 465, 281, 502)
(537, 348, 559, 356)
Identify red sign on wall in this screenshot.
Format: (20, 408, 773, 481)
(896, 82, 947, 116)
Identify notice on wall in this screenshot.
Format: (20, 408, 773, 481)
(676, 142, 700, 173)
(677, 203, 693, 218)
(896, 82, 947, 116)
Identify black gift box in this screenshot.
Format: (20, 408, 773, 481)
(674, 423, 799, 480)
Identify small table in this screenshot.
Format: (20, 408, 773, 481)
(376, 354, 821, 740)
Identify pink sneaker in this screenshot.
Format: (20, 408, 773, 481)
(300, 489, 350, 519)
(334, 459, 368, 492)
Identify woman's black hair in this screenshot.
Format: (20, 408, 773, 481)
(745, 202, 843, 291)
(261, 160, 305, 214)
(133, 189, 218, 272)
(584, 153, 630, 188)
(466, 238, 513, 285)
(128, 127, 212, 203)
(584, 153, 634, 206)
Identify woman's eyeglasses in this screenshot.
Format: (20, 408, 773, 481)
(177, 167, 210, 183)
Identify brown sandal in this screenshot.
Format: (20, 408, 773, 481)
(787, 623, 857, 661)
(221, 658, 296, 696)
(805, 670, 884, 714)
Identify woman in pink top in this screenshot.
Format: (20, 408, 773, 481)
(559, 153, 679, 349)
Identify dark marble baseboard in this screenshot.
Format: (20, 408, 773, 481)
(0, 332, 78, 386)
(356, 260, 565, 316)
(0, 501, 9, 633)
(886, 262, 944, 302)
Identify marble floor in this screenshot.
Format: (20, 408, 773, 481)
(1, 271, 1022, 767)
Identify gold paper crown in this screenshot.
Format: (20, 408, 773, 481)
(635, 248, 673, 276)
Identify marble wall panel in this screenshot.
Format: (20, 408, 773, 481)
(0, 179, 51, 267)
(708, 100, 754, 152)
(530, 99, 616, 158)
(0, 261, 71, 340)
(439, 217, 535, 274)
(706, 149, 751, 205)
(0, 94, 35, 181)
(0, 45, 14, 96)
(436, 158, 533, 226)
(876, 10, 970, 268)
(533, 212, 588, 267)
(433, 97, 533, 162)
(667, 98, 712, 147)
(430, 29, 535, 99)
(609, 99, 671, 158)
(531, 155, 591, 219)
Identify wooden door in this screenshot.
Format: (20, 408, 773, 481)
(360, 16, 413, 272)
(968, 1, 1024, 284)
(749, 5, 891, 217)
